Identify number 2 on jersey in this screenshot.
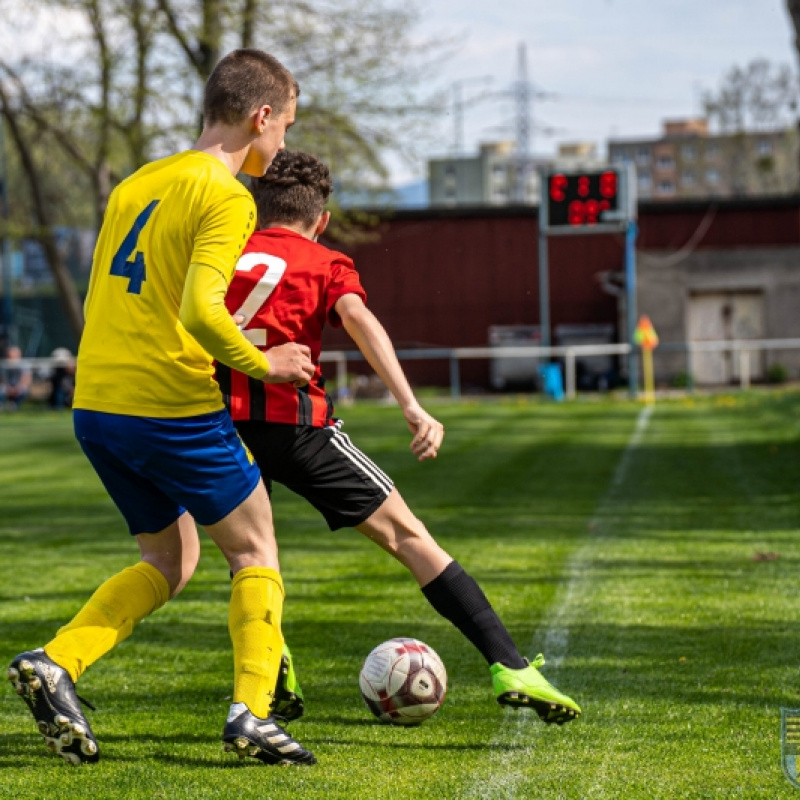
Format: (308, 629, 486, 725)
(232, 252, 288, 347)
(110, 199, 160, 294)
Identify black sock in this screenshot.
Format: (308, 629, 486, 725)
(421, 560, 527, 669)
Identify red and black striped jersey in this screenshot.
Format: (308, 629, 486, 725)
(216, 227, 366, 426)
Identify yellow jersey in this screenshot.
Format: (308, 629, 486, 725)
(74, 151, 256, 417)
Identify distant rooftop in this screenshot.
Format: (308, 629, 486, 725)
(663, 118, 709, 137)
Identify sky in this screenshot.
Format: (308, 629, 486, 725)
(3, 0, 796, 188)
(399, 0, 798, 184)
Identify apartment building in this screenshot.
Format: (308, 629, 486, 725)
(608, 118, 799, 200)
(428, 141, 605, 207)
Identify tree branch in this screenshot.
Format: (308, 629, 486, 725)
(156, 0, 203, 73)
(0, 80, 85, 340)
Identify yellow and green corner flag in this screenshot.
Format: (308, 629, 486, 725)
(634, 315, 659, 403)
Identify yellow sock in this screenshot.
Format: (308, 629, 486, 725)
(229, 566, 284, 719)
(44, 561, 170, 683)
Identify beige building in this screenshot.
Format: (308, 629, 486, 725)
(428, 142, 540, 207)
(428, 141, 603, 207)
(608, 119, 799, 201)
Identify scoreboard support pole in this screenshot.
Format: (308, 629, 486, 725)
(539, 164, 637, 395)
(625, 220, 638, 399)
(538, 227, 550, 349)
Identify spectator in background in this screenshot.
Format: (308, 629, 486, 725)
(0, 346, 32, 410)
(49, 348, 76, 409)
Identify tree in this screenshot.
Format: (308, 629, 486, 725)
(785, 0, 800, 186)
(702, 58, 799, 196)
(0, 0, 444, 345)
(155, 0, 446, 189)
(702, 59, 798, 133)
(788, 0, 800, 72)
(0, 0, 169, 341)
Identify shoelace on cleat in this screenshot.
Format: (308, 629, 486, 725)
(76, 694, 96, 712)
(529, 654, 545, 670)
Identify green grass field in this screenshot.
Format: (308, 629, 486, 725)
(1, 390, 799, 799)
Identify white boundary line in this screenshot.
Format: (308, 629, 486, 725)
(543, 403, 653, 667)
(462, 404, 654, 800)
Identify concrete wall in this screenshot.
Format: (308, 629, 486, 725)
(324, 197, 800, 389)
(638, 246, 800, 383)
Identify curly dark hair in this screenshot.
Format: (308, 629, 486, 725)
(250, 150, 333, 229)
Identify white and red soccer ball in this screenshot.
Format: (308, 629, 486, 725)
(359, 637, 447, 726)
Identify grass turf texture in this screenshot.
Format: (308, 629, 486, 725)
(0, 391, 799, 799)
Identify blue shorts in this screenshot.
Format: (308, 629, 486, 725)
(74, 409, 261, 534)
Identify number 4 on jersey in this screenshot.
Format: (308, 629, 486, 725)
(110, 199, 160, 294)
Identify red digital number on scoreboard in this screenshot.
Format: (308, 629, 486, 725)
(549, 173, 568, 202)
(547, 170, 620, 229)
(600, 170, 617, 198)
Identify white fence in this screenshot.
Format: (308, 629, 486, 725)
(320, 338, 800, 399)
(4, 338, 800, 404)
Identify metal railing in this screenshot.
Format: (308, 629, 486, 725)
(320, 338, 800, 399)
(5, 337, 800, 403)
(658, 338, 800, 391)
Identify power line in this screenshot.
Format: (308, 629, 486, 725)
(449, 76, 494, 154)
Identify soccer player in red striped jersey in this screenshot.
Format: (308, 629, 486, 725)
(218, 150, 582, 726)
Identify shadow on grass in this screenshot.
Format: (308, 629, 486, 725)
(0, 727, 528, 770)
(2, 614, 796, 714)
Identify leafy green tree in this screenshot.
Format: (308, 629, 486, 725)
(0, 0, 444, 342)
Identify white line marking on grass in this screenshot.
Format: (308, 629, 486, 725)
(545, 403, 653, 667)
(462, 405, 654, 800)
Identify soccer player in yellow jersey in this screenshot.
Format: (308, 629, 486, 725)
(7, 50, 316, 766)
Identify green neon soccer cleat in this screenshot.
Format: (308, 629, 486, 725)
(491, 654, 581, 725)
(271, 643, 304, 722)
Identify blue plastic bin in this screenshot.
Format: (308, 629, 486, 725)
(539, 363, 565, 401)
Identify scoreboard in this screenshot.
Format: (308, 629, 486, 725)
(539, 165, 635, 235)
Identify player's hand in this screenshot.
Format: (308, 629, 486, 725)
(263, 342, 315, 386)
(403, 404, 444, 462)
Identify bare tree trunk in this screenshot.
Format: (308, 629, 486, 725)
(87, 0, 114, 226)
(241, 0, 257, 48)
(787, 0, 800, 188)
(198, 0, 222, 79)
(0, 91, 84, 341)
(157, 0, 221, 81)
(128, 0, 150, 167)
(788, 0, 800, 63)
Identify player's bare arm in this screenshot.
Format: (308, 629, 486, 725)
(336, 293, 444, 461)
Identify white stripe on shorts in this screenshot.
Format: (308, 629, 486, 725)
(327, 424, 393, 496)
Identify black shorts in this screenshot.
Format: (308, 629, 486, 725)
(234, 419, 394, 530)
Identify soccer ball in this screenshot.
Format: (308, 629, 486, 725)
(359, 637, 447, 726)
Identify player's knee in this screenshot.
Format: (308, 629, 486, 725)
(148, 551, 199, 598)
